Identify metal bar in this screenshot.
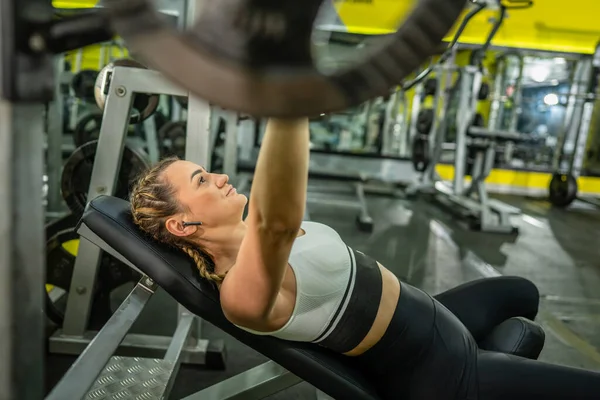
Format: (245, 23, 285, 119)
(142, 115, 160, 165)
(46, 56, 66, 212)
(408, 84, 423, 145)
(223, 111, 239, 179)
(114, 67, 188, 98)
(47, 283, 155, 400)
(453, 67, 476, 194)
(49, 331, 210, 364)
(186, 96, 212, 167)
(0, 102, 46, 400)
(68, 49, 84, 130)
(62, 68, 134, 336)
(467, 126, 522, 140)
(183, 361, 302, 400)
(163, 313, 195, 398)
(185, 0, 212, 167)
(165, 313, 195, 362)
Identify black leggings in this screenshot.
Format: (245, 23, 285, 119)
(437, 276, 600, 399)
(433, 275, 540, 343)
(358, 276, 600, 399)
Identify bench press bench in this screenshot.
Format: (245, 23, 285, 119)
(47, 195, 544, 400)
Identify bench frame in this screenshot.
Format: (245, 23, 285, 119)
(48, 220, 333, 399)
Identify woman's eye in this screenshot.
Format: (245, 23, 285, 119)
(198, 176, 206, 185)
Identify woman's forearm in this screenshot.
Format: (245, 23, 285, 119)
(250, 118, 309, 229)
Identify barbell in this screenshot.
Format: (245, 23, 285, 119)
(101, 0, 468, 117)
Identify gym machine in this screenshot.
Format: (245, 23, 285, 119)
(548, 43, 600, 208)
(410, 0, 525, 234)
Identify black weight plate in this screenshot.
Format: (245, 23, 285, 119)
(549, 173, 578, 208)
(472, 113, 485, 128)
(71, 69, 98, 102)
(158, 121, 187, 158)
(73, 112, 104, 148)
(478, 82, 490, 101)
(417, 108, 434, 135)
(412, 137, 430, 172)
(45, 227, 141, 326)
(424, 78, 438, 97)
(45, 228, 80, 325)
(61, 140, 149, 216)
(45, 212, 78, 240)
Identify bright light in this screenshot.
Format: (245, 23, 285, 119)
(531, 65, 550, 82)
(544, 93, 559, 106)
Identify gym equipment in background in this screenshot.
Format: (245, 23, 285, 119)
(158, 120, 187, 158)
(47, 63, 224, 396)
(94, 58, 160, 124)
(548, 42, 600, 208)
(60, 140, 150, 216)
(408, 3, 525, 234)
(71, 69, 99, 102)
(73, 112, 103, 147)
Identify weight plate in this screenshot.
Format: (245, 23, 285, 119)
(158, 121, 187, 158)
(45, 227, 141, 326)
(104, 0, 468, 117)
(549, 173, 578, 208)
(417, 108, 434, 135)
(478, 82, 490, 101)
(71, 69, 99, 102)
(423, 78, 438, 97)
(412, 137, 430, 173)
(61, 140, 150, 216)
(73, 112, 104, 148)
(472, 113, 485, 128)
(94, 58, 160, 124)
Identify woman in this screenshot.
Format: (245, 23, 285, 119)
(130, 118, 600, 399)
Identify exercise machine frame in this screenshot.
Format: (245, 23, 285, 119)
(49, 65, 225, 368)
(434, 64, 522, 234)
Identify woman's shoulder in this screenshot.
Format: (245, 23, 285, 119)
(301, 221, 340, 237)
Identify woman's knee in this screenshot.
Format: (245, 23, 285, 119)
(503, 276, 540, 318)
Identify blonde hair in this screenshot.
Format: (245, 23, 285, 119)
(129, 157, 226, 283)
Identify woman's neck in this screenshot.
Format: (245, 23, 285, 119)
(199, 221, 247, 274)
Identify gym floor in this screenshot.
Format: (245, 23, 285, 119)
(45, 183, 600, 399)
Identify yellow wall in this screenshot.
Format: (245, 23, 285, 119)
(53, 0, 96, 8)
(436, 164, 600, 195)
(335, 0, 600, 54)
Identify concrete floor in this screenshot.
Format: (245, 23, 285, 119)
(44, 186, 600, 398)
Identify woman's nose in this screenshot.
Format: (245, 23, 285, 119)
(216, 173, 229, 187)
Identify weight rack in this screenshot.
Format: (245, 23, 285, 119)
(48, 65, 225, 375)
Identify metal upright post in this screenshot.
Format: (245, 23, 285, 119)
(0, 102, 47, 400)
(185, 0, 213, 169)
(62, 67, 133, 336)
(0, 0, 52, 397)
(46, 55, 67, 214)
(223, 112, 239, 180)
(453, 66, 476, 194)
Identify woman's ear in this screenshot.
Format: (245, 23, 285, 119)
(166, 216, 197, 237)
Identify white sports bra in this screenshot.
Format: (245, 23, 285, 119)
(235, 221, 355, 342)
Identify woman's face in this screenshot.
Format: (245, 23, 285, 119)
(163, 160, 247, 235)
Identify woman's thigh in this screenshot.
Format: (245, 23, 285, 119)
(433, 276, 540, 340)
(477, 351, 600, 399)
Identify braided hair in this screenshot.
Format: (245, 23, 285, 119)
(129, 157, 226, 283)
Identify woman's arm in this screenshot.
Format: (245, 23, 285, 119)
(250, 118, 309, 228)
(220, 118, 309, 328)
